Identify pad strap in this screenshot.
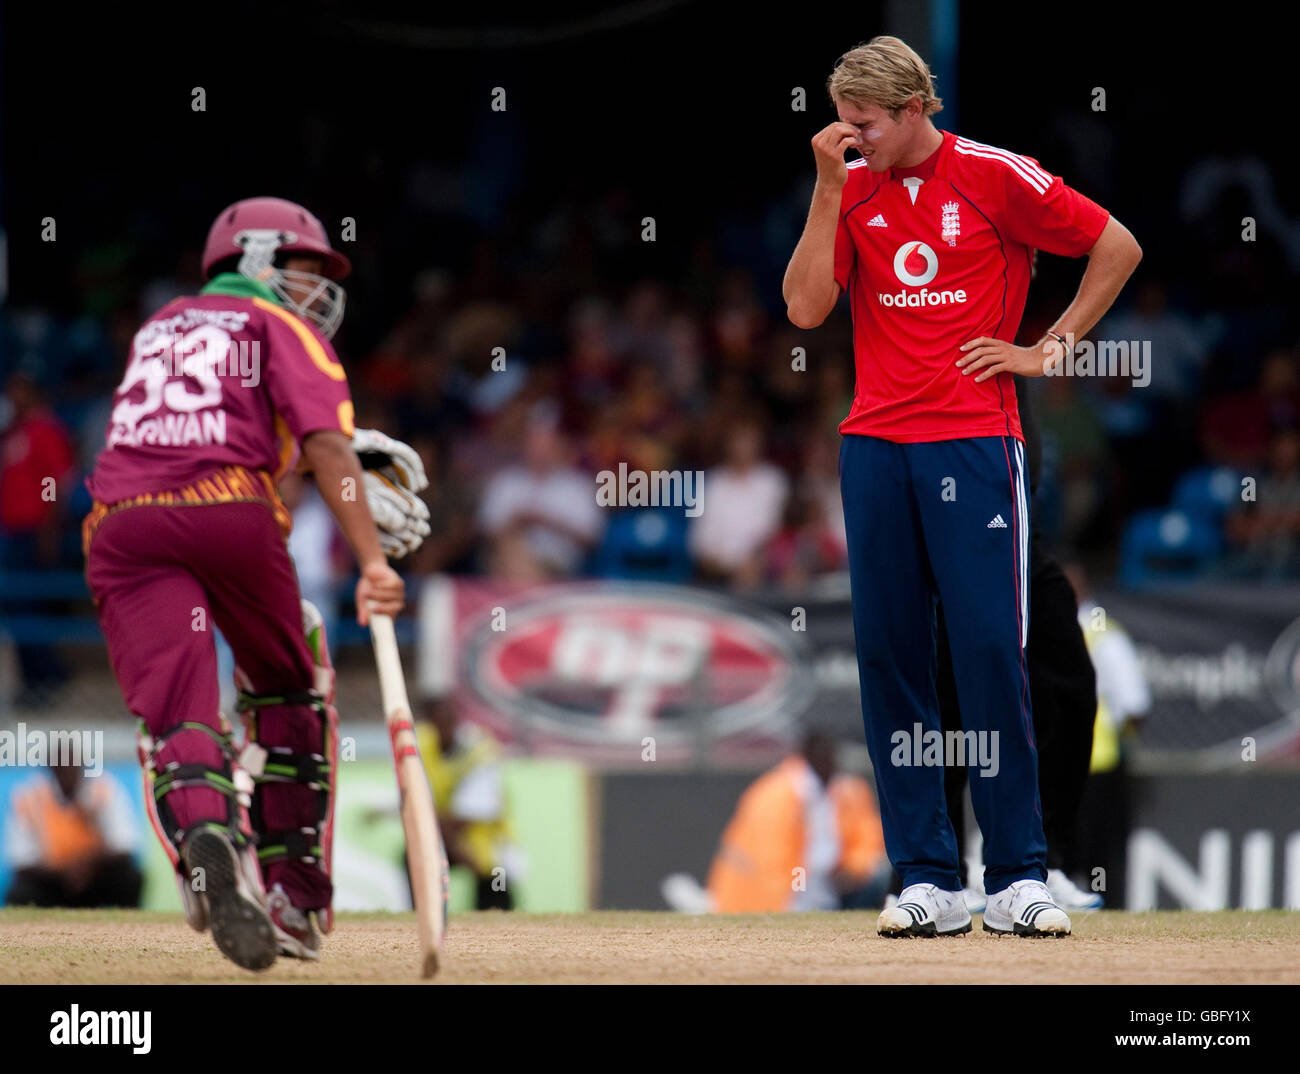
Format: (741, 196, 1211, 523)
(237, 690, 332, 869)
(141, 718, 248, 851)
(256, 827, 323, 865)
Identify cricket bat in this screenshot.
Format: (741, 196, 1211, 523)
(369, 612, 448, 978)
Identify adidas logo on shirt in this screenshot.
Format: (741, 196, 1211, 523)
(987, 514, 1008, 528)
(867, 213, 888, 227)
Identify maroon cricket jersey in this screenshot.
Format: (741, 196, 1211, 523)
(87, 274, 355, 509)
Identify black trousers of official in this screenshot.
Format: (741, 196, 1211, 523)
(892, 529, 1098, 891)
(944, 529, 1097, 879)
(1074, 764, 1130, 907)
(402, 851, 515, 912)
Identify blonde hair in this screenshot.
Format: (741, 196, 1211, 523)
(827, 36, 943, 117)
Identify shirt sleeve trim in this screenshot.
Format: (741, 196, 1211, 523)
(252, 297, 347, 382)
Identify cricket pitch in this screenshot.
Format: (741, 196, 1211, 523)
(1, 909, 1297, 984)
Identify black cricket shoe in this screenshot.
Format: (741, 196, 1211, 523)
(182, 827, 278, 971)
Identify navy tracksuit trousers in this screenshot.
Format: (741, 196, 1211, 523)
(840, 433, 1047, 894)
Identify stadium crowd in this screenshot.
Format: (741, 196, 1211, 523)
(3, 119, 1297, 646)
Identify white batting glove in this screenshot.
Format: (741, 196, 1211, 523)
(353, 428, 432, 559)
(364, 471, 431, 559)
(351, 427, 429, 494)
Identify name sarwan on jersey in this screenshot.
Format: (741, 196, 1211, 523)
(108, 307, 263, 449)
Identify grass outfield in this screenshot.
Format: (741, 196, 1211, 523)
(1, 908, 1297, 984)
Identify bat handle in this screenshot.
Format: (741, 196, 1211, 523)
(369, 611, 397, 648)
(369, 614, 411, 716)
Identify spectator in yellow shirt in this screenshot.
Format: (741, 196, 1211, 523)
(415, 698, 519, 910)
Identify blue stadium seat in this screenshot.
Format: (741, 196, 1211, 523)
(1118, 508, 1223, 587)
(590, 507, 691, 582)
(1170, 465, 1244, 522)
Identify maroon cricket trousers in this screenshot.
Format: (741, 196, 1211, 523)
(85, 498, 330, 910)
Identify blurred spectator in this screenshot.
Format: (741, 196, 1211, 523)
(1088, 374, 1157, 522)
(662, 312, 706, 401)
(709, 270, 768, 376)
(1224, 427, 1300, 577)
(415, 697, 520, 910)
(1099, 281, 1207, 402)
(445, 302, 526, 418)
(560, 299, 623, 425)
(689, 417, 788, 590)
(0, 373, 77, 550)
(3, 761, 142, 908)
(799, 430, 847, 559)
(407, 434, 478, 576)
(579, 362, 686, 479)
(662, 731, 889, 913)
(0, 372, 76, 705)
(767, 494, 844, 591)
(760, 328, 816, 431)
(1201, 349, 1300, 471)
(1037, 374, 1110, 549)
(612, 280, 675, 372)
(619, 361, 689, 465)
(281, 472, 347, 649)
(478, 407, 603, 580)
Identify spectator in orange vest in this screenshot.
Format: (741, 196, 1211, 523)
(3, 761, 142, 907)
(705, 731, 889, 912)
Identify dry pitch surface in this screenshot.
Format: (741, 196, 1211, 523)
(1, 909, 1297, 984)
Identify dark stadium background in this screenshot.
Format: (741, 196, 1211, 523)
(6, 1, 1295, 528)
(8, 2, 1294, 343)
(2, 1, 1299, 914)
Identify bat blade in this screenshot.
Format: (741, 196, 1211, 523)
(370, 613, 448, 978)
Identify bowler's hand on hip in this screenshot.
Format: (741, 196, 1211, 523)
(956, 337, 1061, 383)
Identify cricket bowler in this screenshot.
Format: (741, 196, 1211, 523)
(783, 37, 1141, 937)
(82, 197, 431, 969)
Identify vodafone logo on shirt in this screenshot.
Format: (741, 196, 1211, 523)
(893, 241, 938, 285)
(878, 240, 968, 309)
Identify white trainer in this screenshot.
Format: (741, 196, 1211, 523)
(877, 883, 972, 937)
(660, 873, 716, 914)
(983, 878, 1071, 937)
(1046, 868, 1103, 911)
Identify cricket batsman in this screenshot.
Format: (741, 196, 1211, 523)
(783, 37, 1141, 937)
(82, 197, 431, 970)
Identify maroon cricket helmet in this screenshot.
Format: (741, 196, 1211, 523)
(202, 196, 351, 281)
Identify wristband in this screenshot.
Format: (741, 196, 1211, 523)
(1045, 330, 1070, 371)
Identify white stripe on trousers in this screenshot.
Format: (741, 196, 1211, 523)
(1013, 440, 1029, 649)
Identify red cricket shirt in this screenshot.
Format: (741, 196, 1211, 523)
(833, 129, 1109, 443)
